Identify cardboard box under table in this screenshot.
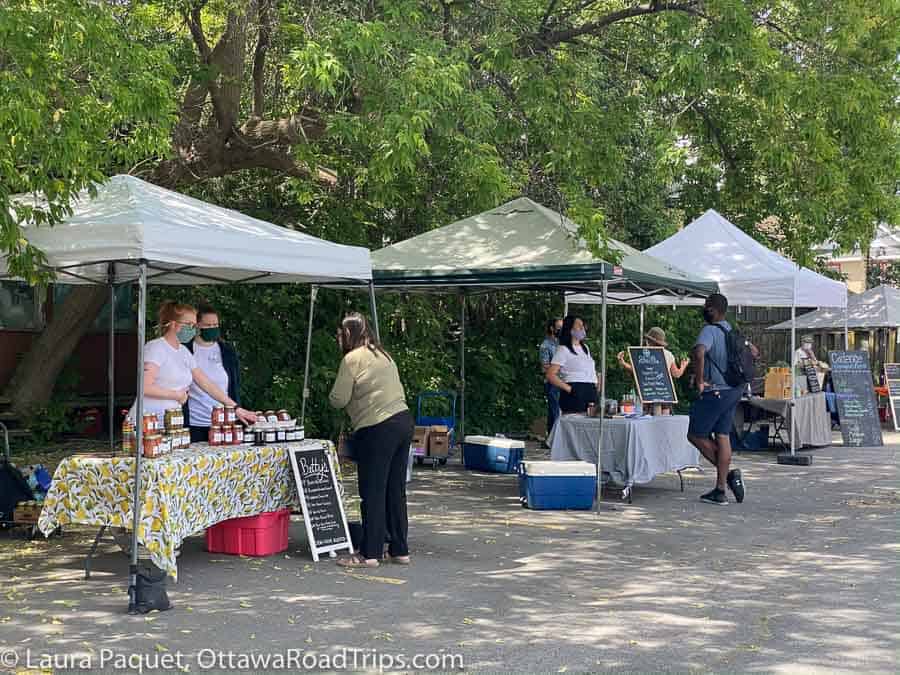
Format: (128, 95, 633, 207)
(463, 435, 524, 473)
(427, 425, 451, 459)
(519, 461, 596, 510)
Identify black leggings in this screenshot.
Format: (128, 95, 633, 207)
(353, 410, 414, 560)
(189, 426, 209, 443)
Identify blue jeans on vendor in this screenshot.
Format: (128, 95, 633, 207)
(545, 382, 561, 436)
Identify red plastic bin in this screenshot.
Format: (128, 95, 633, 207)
(205, 509, 290, 557)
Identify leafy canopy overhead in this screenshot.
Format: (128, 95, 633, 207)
(1, 0, 898, 272)
(0, 0, 175, 282)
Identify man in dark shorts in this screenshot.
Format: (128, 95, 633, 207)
(688, 293, 746, 505)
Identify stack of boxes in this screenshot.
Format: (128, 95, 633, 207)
(412, 425, 450, 461)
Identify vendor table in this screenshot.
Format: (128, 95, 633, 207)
(38, 440, 337, 579)
(548, 415, 700, 501)
(735, 393, 831, 449)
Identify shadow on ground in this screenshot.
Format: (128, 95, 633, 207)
(1, 442, 898, 673)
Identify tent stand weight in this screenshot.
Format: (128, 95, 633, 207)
(777, 453, 812, 466)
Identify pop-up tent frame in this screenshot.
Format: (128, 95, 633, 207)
(3, 175, 375, 612)
(568, 209, 849, 457)
(370, 198, 717, 508)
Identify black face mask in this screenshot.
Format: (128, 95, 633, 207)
(703, 308, 716, 323)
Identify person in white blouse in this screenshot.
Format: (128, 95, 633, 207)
(128, 301, 256, 428)
(545, 315, 601, 414)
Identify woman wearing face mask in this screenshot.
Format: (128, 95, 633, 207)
(127, 301, 256, 428)
(183, 303, 246, 442)
(545, 315, 600, 414)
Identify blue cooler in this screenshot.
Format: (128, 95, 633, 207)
(463, 435, 524, 474)
(518, 461, 597, 510)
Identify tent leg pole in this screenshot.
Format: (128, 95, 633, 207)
(300, 286, 318, 430)
(596, 281, 608, 512)
(108, 265, 116, 451)
(790, 302, 796, 456)
(460, 293, 466, 447)
(639, 304, 645, 344)
(128, 261, 147, 614)
(368, 281, 380, 342)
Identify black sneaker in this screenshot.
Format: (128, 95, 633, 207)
(727, 469, 745, 503)
(700, 488, 728, 505)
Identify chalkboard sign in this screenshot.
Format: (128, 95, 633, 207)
(828, 351, 883, 448)
(288, 441, 353, 561)
(628, 346, 677, 404)
(883, 364, 900, 432)
(803, 364, 822, 394)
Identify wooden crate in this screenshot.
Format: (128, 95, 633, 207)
(13, 502, 42, 524)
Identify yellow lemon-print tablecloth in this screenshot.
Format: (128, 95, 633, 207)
(38, 440, 339, 579)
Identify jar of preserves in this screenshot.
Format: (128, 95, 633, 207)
(225, 406, 237, 424)
(181, 429, 191, 449)
(234, 425, 244, 445)
(275, 428, 285, 443)
(142, 413, 155, 435)
(209, 425, 223, 446)
(143, 434, 161, 458)
(264, 428, 277, 445)
(276, 409, 290, 422)
(265, 410, 278, 424)
(223, 424, 234, 445)
(122, 419, 136, 454)
(211, 406, 226, 426)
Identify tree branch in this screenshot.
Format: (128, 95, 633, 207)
(252, 0, 273, 117)
(530, 1, 701, 50)
(239, 113, 327, 146)
(539, 0, 559, 32)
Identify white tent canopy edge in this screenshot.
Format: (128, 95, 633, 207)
(4, 175, 374, 612)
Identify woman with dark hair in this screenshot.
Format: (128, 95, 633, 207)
(329, 312, 413, 569)
(545, 315, 600, 414)
(184, 303, 245, 442)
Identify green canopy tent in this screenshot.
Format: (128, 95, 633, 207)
(367, 198, 717, 509)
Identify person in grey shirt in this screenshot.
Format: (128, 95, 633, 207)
(688, 293, 746, 505)
(540, 318, 563, 439)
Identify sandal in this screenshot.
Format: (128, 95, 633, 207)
(337, 554, 379, 569)
(383, 554, 411, 565)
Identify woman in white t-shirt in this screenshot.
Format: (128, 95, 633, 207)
(545, 315, 600, 414)
(128, 301, 256, 428)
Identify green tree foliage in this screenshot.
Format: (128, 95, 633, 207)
(0, 0, 175, 282)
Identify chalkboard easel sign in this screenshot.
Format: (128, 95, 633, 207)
(628, 346, 677, 404)
(828, 351, 883, 448)
(883, 363, 900, 432)
(801, 362, 822, 394)
(288, 441, 353, 561)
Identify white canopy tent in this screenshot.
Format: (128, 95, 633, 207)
(3, 175, 373, 611)
(569, 209, 849, 459)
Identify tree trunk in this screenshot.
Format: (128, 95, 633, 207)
(4, 285, 108, 416)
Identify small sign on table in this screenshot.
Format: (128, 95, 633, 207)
(627, 346, 677, 410)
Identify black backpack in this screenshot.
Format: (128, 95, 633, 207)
(710, 324, 755, 387)
(0, 460, 34, 522)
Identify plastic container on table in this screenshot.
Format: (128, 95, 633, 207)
(518, 460, 596, 510)
(205, 508, 290, 556)
(463, 435, 525, 474)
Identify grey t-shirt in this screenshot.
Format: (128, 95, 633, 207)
(696, 320, 732, 390)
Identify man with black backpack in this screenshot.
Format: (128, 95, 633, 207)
(688, 293, 748, 505)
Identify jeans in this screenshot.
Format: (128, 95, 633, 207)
(545, 382, 561, 434)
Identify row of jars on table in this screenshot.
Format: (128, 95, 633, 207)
(122, 406, 302, 458)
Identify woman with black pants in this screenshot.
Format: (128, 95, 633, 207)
(545, 315, 600, 414)
(329, 313, 413, 568)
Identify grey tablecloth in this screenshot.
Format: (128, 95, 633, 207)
(739, 392, 831, 448)
(548, 415, 700, 486)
